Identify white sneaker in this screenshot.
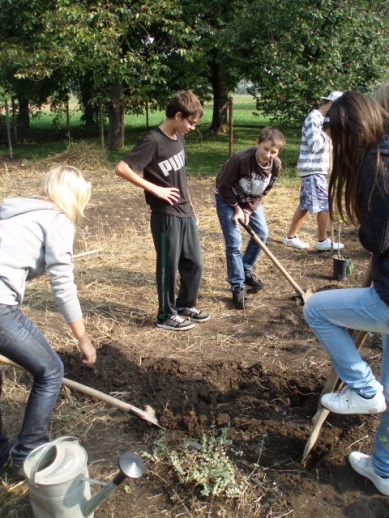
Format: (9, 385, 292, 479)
(349, 452, 389, 496)
(316, 238, 344, 251)
(282, 236, 309, 249)
(321, 384, 386, 414)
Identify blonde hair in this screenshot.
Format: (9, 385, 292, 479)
(373, 83, 389, 113)
(39, 165, 91, 224)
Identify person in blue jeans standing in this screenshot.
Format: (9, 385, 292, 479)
(0, 165, 96, 478)
(215, 127, 285, 309)
(304, 92, 389, 496)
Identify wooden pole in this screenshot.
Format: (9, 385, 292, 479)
(228, 96, 233, 158)
(4, 99, 13, 159)
(73, 249, 102, 259)
(99, 98, 105, 150)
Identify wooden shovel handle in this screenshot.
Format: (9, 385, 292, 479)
(238, 219, 307, 302)
(0, 355, 161, 427)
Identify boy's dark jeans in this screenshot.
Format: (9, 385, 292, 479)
(150, 213, 203, 321)
(0, 304, 63, 467)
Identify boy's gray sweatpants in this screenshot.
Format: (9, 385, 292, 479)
(150, 212, 203, 321)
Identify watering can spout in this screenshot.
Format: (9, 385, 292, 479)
(82, 452, 145, 517)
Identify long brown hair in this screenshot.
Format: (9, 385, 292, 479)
(327, 91, 389, 225)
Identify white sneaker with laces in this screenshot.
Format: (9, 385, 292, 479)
(316, 238, 344, 251)
(349, 452, 389, 496)
(321, 384, 386, 414)
(282, 236, 309, 249)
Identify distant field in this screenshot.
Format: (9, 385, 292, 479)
(1, 95, 301, 180)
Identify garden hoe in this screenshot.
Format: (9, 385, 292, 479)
(301, 260, 373, 464)
(238, 219, 311, 304)
(0, 355, 162, 428)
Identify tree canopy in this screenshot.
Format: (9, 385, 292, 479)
(229, 0, 389, 124)
(1, 0, 389, 143)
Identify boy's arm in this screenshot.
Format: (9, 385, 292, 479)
(216, 156, 240, 206)
(216, 155, 249, 225)
(305, 115, 328, 153)
(115, 160, 180, 206)
(187, 189, 198, 225)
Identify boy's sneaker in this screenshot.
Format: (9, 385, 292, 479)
(321, 384, 386, 414)
(283, 236, 309, 249)
(177, 307, 210, 322)
(244, 272, 265, 290)
(157, 315, 194, 331)
(232, 287, 250, 310)
(10, 463, 25, 480)
(348, 452, 389, 496)
(316, 238, 344, 251)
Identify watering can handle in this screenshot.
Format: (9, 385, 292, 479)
(29, 436, 79, 486)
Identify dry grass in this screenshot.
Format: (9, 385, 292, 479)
(0, 143, 367, 517)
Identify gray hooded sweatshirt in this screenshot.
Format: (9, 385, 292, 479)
(0, 197, 82, 323)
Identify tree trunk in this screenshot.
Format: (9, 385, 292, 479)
(66, 96, 71, 143)
(79, 77, 98, 128)
(99, 98, 105, 150)
(5, 99, 13, 159)
(210, 61, 229, 134)
(107, 79, 124, 148)
(18, 98, 30, 142)
(11, 97, 17, 143)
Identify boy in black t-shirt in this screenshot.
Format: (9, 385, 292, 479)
(115, 91, 209, 331)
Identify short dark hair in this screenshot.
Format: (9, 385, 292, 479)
(166, 91, 203, 119)
(258, 127, 285, 149)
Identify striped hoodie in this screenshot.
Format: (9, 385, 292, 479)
(296, 109, 330, 177)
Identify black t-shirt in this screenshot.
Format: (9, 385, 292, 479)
(121, 128, 194, 217)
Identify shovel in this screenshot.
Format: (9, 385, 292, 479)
(0, 355, 162, 428)
(238, 219, 311, 304)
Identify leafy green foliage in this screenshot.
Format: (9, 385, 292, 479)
(227, 0, 389, 125)
(346, 260, 355, 277)
(0, 0, 197, 145)
(2, 0, 388, 134)
(144, 428, 247, 498)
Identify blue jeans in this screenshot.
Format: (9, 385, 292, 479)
(304, 287, 389, 476)
(0, 304, 64, 467)
(215, 193, 268, 291)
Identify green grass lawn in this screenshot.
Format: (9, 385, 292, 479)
(1, 95, 301, 181)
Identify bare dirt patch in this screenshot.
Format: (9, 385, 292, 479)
(0, 150, 387, 517)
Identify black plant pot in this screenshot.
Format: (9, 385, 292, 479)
(333, 256, 351, 281)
